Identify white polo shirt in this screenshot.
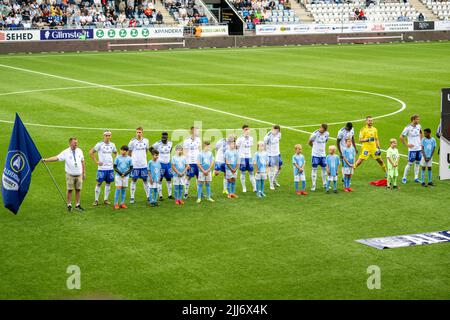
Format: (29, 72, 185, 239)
(57, 147, 84, 176)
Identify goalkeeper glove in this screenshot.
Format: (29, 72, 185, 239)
(375, 148, 381, 156)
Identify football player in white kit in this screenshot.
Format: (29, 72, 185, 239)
(128, 127, 151, 203)
(152, 132, 174, 200)
(214, 134, 236, 195)
(236, 124, 256, 193)
(183, 126, 202, 199)
(400, 114, 423, 184)
(308, 124, 329, 191)
(89, 131, 117, 206)
(264, 124, 282, 190)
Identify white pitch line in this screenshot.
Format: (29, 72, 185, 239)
(0, 63, 434, 164)
(0, 83, 405, 130)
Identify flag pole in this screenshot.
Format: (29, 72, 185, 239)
(41, 160, 67, 206)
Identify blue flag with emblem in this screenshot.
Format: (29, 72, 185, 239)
(2, 114, 41, 214)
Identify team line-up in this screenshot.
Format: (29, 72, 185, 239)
(42, 114, 438, 212)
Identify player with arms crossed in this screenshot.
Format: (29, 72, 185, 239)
(89, 131, 117, 206)
(308, 123, 329, 191)
(236, 125, 256, 193)
(420, 128, 437, 187)
(400, 114, 423, 184)
(183, 126, 201, 199)
(128, 127, 150, 204)
(152, 132, 174, 200)
(354, 116, 387, 174)
(264, 125, 282, 190)
(214, 134, 235, 195)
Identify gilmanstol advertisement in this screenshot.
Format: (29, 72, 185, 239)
(94, 27, 183, 40)
(256, 21, 414, 35)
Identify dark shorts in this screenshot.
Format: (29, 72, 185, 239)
(160, 162, 173, 181)
(408, 151, 422, 163)
(131, 168, 148, 180)
(96, 170, 114, 183)
(312, 156, 327, 168)
(239, 158, 254, 172)
(187, 164, 199, 178)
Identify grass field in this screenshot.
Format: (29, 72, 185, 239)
(0, 42, 449, 300)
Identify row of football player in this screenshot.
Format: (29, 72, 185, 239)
(42, 114, 437, 211)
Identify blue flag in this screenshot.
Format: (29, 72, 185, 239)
(2, 114, 41, 214)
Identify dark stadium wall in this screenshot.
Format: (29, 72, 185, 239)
(0, 31, 449, 54)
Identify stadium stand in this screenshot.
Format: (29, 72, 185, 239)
(421, 0, 450, 20)
(232, 0, 300, 29)
(0, 0, 167, 29)
(162, 0, 211, 26)
(304, 0, 420, 23)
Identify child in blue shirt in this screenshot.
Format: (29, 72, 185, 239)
(148, 147, 161, 207)
(113, 145, 133, 209)
(326, 145, 340, 193)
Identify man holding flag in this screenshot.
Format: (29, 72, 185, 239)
(2, 114, 42, 214)
(43, 137, 86, 212)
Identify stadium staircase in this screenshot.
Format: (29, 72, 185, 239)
(291, 0, 315, 23)
(155, 0, 177, 24)
(409, 0, 438, 20)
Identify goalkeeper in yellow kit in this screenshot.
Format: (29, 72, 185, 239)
(355, 116, 387, 173)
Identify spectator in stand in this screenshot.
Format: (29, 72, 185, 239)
(418, 12, 425, 21)
(156, 10, 163, 23)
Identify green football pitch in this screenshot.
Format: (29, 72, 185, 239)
(0, 42, 449, 300)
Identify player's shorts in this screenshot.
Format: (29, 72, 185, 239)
(226, 170, 238, 180)
(160, 162, 173, 181)
(420, 157, 433, 168)
(239, 158, 254, 172)
(358, 148, 382, 160)
(388, 167, 398, 178)
(66, 173, 82, 191)
(294, 172, 306, 182)
(255, 172, 267, 180)
(173, 175, 186, 186)
(131, 168, 148, 180)
(187, 164, 199, 178)
(311, 156, 327, 168)
(214, 162, 226, 173)
(115, 175, 129, 188)
(269, 155, 283, 167)
(342, 167, 354, 175)
(198, 171, 212, 182)
(96, 170, 114, 184)
(408, 150, 422, 163)
(328, 175, 338, 181)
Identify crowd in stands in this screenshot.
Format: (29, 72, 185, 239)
(232, 0, 299, 29)
(0, 0, 165, 30)
(306, 0, 423, 23)
(162, 0, 210, 26)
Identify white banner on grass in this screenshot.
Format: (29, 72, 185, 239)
(94, 27, 183, 40)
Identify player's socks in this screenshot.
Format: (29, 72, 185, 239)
(95, 184, 101, 202)
(130, 181, 136, 199)
(227, 181, 232, 195)
(174, 185, 179, 201)
(321, 169, 327, 187)
(153, 189, 159, 204)
(179, 185, 183, 200)
(223, 178, 227, 192)
(301, 180, 306, 191)
(185, 180, 190, 196)
(240, 173, 246, 191)
(143, 181, 150, 198)
(232, 181, 236, 194)
(311, 168, 317, 189)
(114, 189, 120, 205)
(326, 179, 330, 191)
(250, 173, 256, 192)
(428, 169, 432, 183)
(403, 162, 412, 180)
(121, 189, 126, 204)
(275, 169, 281, 184)
(295, 181, 299, 192)
(343, 176, 347, 188)
(206, 183, 211, 198)
(261, 179, 265, 193)
(104, 184, 111, 201)
(380, 162, 387, 173)
(421, 168, 425, 183)
(333, 180, 337, 191)
(268, 171, 274, 188)
(197, 183, 202, 200)
(413, 162, 420, 180)
(166, 181, 172, 197)
(157, 182, 162, 197)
